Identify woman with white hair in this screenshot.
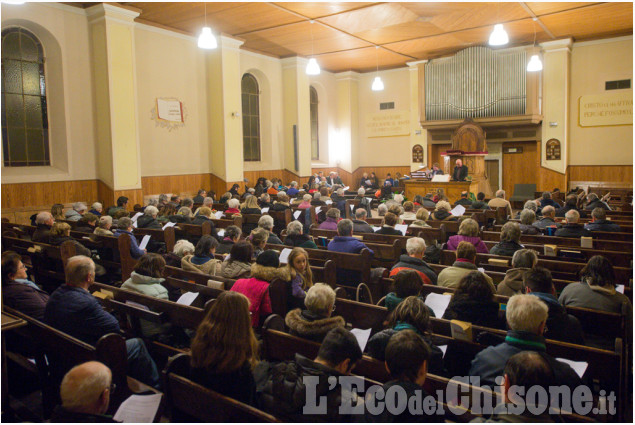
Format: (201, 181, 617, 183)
(89, 202, 103, 217)
(163, 239, 195, 268)
(284, 283, 344, 343)
(136, 206, 162, 229)
(283, 221, 318, 249)
(298, 194, 312, 209)
(169, 206, 193, 224)
(431, 200, 457, 221)
(94, 216, 114, 236)
(225, 198, 241, 215)
(318, 208, 340, 230)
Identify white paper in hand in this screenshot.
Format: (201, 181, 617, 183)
(395, 224, 408, 236)
(293, 210, 302, 219)
(450, 205, 466, 217)
(616, 284, 625, 294)
(343, 186, 350, 191)
(350, 204, 355, 212)
(261, 207, 270, 213)
(217, 229, 225, 238)
(556, 358, 588, 378)
(279, 248, 292, 264)
(138, 235, 151, 251)
(350, 328, 372, 352)
(425, 293, 452, 318)
(315, 206, 322, 215)
(176, 291, 199, 306)
(162, 221, 176, 230)
(214, 211, 224, 219)
(371, 226, 381, 232)
(325, 199, 333, 205)
(477, 267, 485, 273)
(131, 212, 143, 222)
(113, 393, 162, 423)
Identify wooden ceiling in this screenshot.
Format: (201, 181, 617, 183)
(106, 2, 631, 73)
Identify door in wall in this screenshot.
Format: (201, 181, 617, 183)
(485, 160, 499, 193)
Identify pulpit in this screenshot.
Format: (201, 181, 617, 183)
(442, 118, 493, 198)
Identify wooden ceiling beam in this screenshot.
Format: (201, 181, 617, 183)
(519, 2, 556, 40)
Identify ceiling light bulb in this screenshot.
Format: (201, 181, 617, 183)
(198, 27, 217, 49)
(488, 24, 509, 46)
(371, 76, 384, 91)
(527, 54, 543, 72)
(306, 58, 321, 75)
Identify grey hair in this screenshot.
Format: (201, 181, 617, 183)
(500, 221, 521, 242)
(496, 189, 506, 198)
(224, 225, 242, 240)
(591, 207, 606, 220)
(303, 194, 312, 201)
(98, 215, 112, 228)
(91, 202, 102, 211)
(73, 202, 87, 212)
(511, 249, 538, 268)
(354, 208, 367, 219)
(181, 198, 193, 208)
(313, 192, 321, 200)
(147, 199, 158, 207)
(541, 205, 555, 217)
(326, 208, 340, 219)
(290, 181, 297, 188)
(304, 283, 336, 316)
(173, 239, 195, 257)
(66, 255, 95, 286)
(227, 199, 240, 209)
(203, 197, 214, 206)
(506, 294, 548, 334)
(378, 204, 388, 216)
(523, 200, 538, 212)
(406, 237, 426, 255)
(587, 193, 599, 202)
(337, 218, 353, 236)
(117, 217, 133, 230)
(358, 187, 365, 196)
(159, 194, 168, 203)
(520, 209, 536, 225)
(565, 209, 580, 223)
(336, 188, 344, 195)
(178, 206, 193, 217)
(258, 215, 274, 231)
(393, 194, 404, 204)
(144, 205, 159, 217)
(286, 220, 303, 236)
(36, 211, 53, 225)
(261, 193, 270, 202)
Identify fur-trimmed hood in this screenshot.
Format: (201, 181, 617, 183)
(250, 263, 291, 282)
(285, 308, 345, 340)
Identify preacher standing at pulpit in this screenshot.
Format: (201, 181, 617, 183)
(452, 159, 469, 181)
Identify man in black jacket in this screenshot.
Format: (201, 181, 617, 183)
(257, 328, 363, 422)
(556, 194, 587, 218)
(584, 193, 611, 211)
(584, 207, 622, 232)
(524, 267, 585, 344)
(554, 210, 591, 238)
(453, 191, 473, 207)
(451, 159, 468, 182)
(532, 205, 561, 234)
(192, 189, 207, 204)
(32, 211, 55, 243)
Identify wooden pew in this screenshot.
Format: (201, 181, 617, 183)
(4, 306, 160, 419)
(133, 226, 176, 252)
(162, 353, 279, 422)
(482, 231, 633, 253)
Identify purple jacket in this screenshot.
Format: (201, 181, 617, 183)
(327, 236, 374, 256)
(446, 235, 489, 254)
(318, 217, 339, 230)
(3, 279, 49, 321)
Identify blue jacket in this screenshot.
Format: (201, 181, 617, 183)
(286, 187, 299, 198)
(44, 285, 120, 345)
(327, 236, 373, 256)
(469, 330, 582, 389)
(113, 229, 145, 259)
(584, 219, 622, 233)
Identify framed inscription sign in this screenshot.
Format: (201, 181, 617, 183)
(546, 139, 561, 160)
(412, 144, 424, 162)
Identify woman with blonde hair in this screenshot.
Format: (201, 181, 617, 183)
(446, 218, 489, 253)
(410, 207, 431, 228)
(190, 291, 259, 406)
(51, 203, 65, 221)
(285, 247, 313, 309)
(431, 200, 456, 221)
(240, 195, 261, 215)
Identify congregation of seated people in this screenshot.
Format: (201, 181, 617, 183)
(2, 173, 632, 422)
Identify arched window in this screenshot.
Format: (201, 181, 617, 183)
(2, 28, 50, 167)
(310, 86, 319, 160)
(241, 73, 260, 162)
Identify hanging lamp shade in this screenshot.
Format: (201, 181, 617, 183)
(371, 76, 384, 91)
(198, 27, 217, 49)
(527, 54, 543, 72)
(488, 24, 509, 46)
(306, 58, 321, 75)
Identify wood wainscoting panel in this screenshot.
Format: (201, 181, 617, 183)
(141, 174, 212, 198)
(502, 141, 538, 198)
(97, 180, 114, 207)
(537, 142, 566, 193)
(1, 180, 98, 209)
(352, 166, 411, 189)
(113, 189, 144, 210)
(568, 165, 633, 183)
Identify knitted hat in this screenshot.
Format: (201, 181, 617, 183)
(256, 250, 280, 268)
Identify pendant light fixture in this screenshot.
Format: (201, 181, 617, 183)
(198, 2, 217, 49)
(526, 18, 543, 72)
(488, 2, 509, 46)
(306, 20, 320, 75)
(371, 46, 384, 91)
